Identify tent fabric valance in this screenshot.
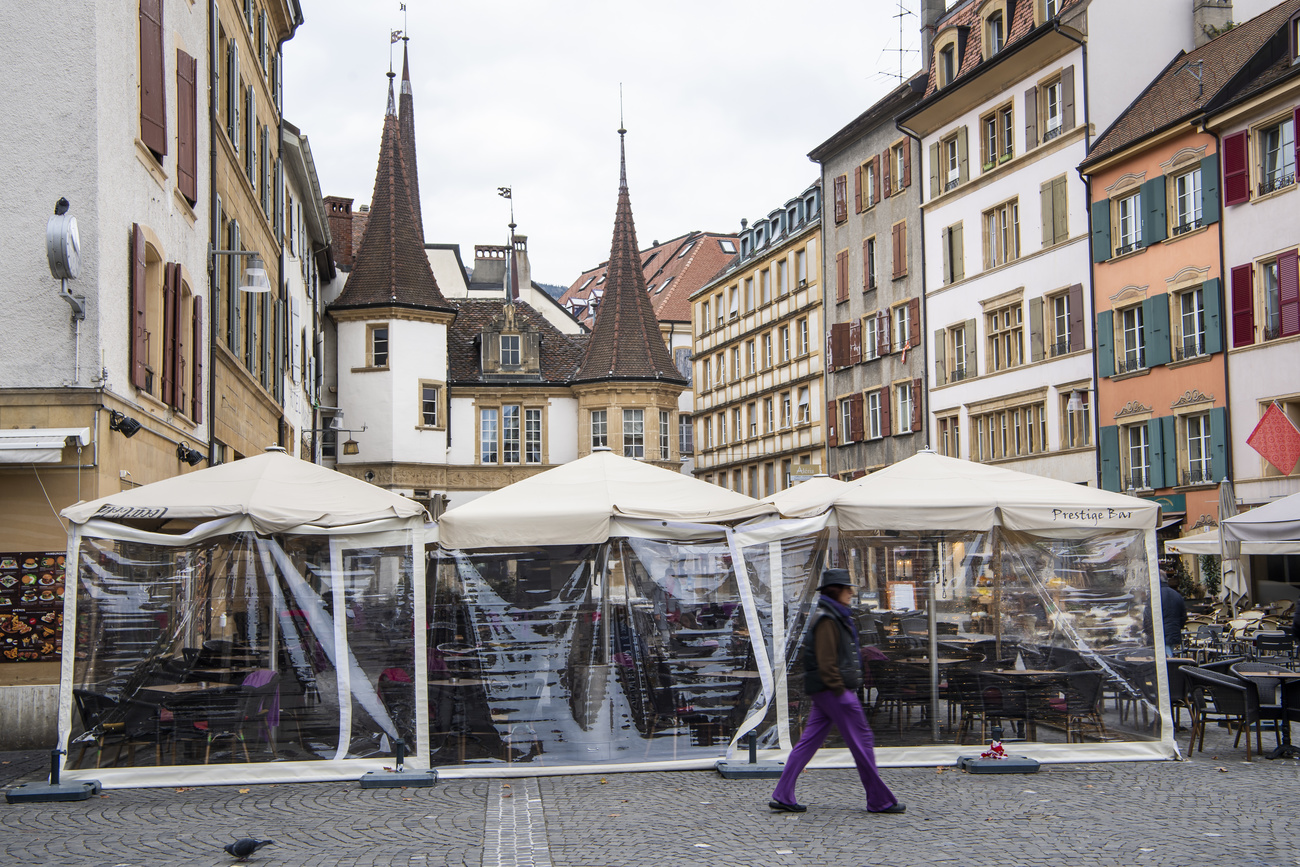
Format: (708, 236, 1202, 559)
(1221, 491, 1300, 550)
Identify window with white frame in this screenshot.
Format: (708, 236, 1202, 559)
(700, 300, 710, 332)
(761, 269, 771, 305)
(1116, 192, 1141, 254)
(1120, 304, 1145, 372)
(1173, 165, 1202, 234)
(763, 332, 773, 368)
(972, 402, 1047, 460)
(747, 402, 758, 437)
(731, 347, 741, 382)
(731, 407, 741, 443)
(776, 260, 788, 296)
(715, 352, 725, 386)
(951, 323, 968, 380)
(1043, 77, 1063, 140)
(986, 302, 1023, 371)
(1177, 285, 1206, 359)
(987, 11, 1005, 55)
(943, 133, 961, 191)
(369, 324, 389, 367)
(865, 236, 877, 289)
(893, 143, 906, 185)
(420, 383, 440, 427)
(1126, 424, 1151, 489)
(938, 414, 960, 457)
(623, 409, 644, 458)
(781, 392, 792, 428)
(1185, 413, 1212, 485)
(983, 199, 1020, 268)
(893, 303, 911, 350)
(701, 358, 711, 390)
(744, 277, 754, 311)
(780, 325, 790, 361)
(728, 286, 739, 319)
(1061, 390, 1091, 449)
(1259, 114, 1296, 195)
(1050, 291, 1071, 357)
(868, 391, 882, 439)
(797, 318, 809, 355)
(591, 409, 608, 449)
(939, 44, 956, 88)
(500, 334, 520, 366)
(480, 408, 499, 464)
(746, 339, 756, 374)
(525, 408, 542, 464)
(679, 414, 693, 455)
(897, 383, 913, 434)
(797, 386, 810, 423)
(718, 412, 727, 445)
(502, 405, 521, 464)
(863, 162, 876, 208)
(865, 314, 880, 361)
(981, 104, 1014, 168)
(841, 399, 854, 439)
(796, 249, 807, 286)
(764, 396, 774, 433)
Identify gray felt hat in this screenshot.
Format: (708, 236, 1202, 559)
(818, 567, 854, 590)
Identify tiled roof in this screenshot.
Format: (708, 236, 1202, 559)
(399, 44, 423, 241)
(573, 132, 688, 384)
(1087, 0, 1300, 164)
(329, 77, 451, 311)
(559, 231, 738, 328)
(446, 299, 588, 384)
(923, 0, 1085, 97)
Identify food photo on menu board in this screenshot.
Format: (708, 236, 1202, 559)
(0, 552, 65, 662)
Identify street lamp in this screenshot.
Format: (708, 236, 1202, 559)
(208, 245, 272, 293)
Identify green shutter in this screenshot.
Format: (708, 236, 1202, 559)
(1148, 418, 1166, 489)
(1100, 425, 1121, 491)
(1144, 296, 1171, 367)
(1200, 154, 1220, 225)
(1208, 407, 1228, 484)
(1142, 176, 1167, 246)
(1091, 199, 1111, 263)
(1041, 180, 1055, 247)
(1096, 310, 1114, 377)
(965, 318, 978, 375)
(1161, 415, 1178, 489)
(1203, 278, 1223, 354)
(934, 328, 947, 386)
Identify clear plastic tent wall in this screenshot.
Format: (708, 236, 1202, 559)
(58, 518, 425, 788)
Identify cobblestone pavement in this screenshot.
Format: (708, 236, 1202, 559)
(2, 728, 1298, 867)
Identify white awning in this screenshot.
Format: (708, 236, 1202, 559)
(0, 427, 90, 464)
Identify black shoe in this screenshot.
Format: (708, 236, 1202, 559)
(871, 801, 906, 814)
(769, 799, 807, 813)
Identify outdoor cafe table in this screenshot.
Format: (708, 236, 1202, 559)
(1230, 663, 1300, 760)
(137, 681, 242, 697)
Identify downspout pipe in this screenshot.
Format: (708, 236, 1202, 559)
(207, 0, 219, 465)
(1205, 124, 1234, 488)
(896, 112, 930, 453)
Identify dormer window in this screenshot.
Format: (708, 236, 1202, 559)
(1046, 0, 1060, 19)
(719, 239, 737, 254)
(500, 334, 520, 367)
(939, 44, 956, 87)
(988, 12, 1004, 56)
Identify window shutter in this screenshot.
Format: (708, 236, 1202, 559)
(1067, 283, 1085, 352)
(848, 320, 862, 365)
(161, 262, 176, 403)
(828, 322, 842, 369)
(172, 267, 187, 409)
(1161, 415, 1178, 488)
(879, 310, 891, 355)
(827, 401, 839, 447)
(1296, 106, 1300, 180)
(850, 393, 865, 442)
(862, 238, 872, 289)
(934, 328, 947, 386)
(1029, 296, 1044, 361)
(854, 166, 863, 214)
(879, 386, 891, 437)
(1024, 86, 1038, 150)
(1060, 66, 1075, 132)
(192, 303, 203, 423)
(1041, 180, 1055, 247)
(1096, 310, 1114, 377)
(836, 250, 849, 302)
(908, 298, 920, 348)
(1202, 278, 1223, 354)
(1100, 425, 1120, 490)
(941, 226, 952, 283)
(1090, 199, 1111, 263)
(1280, 249, 1300, 337)
(902, 142, 912, 188)
(1208, 407, 1228, 483)
(883, 149, 892, 198)
(957, 126, 969, 184)
(929, 142, 940, 199)
(834, 174, 847, 222)
(138, 0, 166, 157)
(893, 222, 907, 278)
(1230, 263, 1255, 347)
(1222, 131, 1250, 206)
(131, 224, 149, 390)
(1141, 176, 1167, 246)
(176, 50, 198, 204)
(1147, 418, 1166, 489)
(229, 222, 241, 351)
(964, 317, 977, 374)
(1053, 176, 1068, 243)
(911, 378, 923, 432)
(1144, 295, 1171, 367)
(873, 155, 882, 203)
(951, 222, 964, 281)
(1200, 154, 1220, 225)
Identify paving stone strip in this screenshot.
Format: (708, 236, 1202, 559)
(483, 776, 552, 867)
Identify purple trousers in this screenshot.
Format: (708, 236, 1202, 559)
(772, 688, 897, 811)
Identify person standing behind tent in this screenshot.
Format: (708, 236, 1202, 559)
(1159, 563, 1187, 651)
(768, 568, 905, 815)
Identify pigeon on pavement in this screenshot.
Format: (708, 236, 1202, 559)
(224, 838, 274, 861)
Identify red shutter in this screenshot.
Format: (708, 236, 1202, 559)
(192, 303, 204, 423)
(908, 298, 920, 348)
(873, 155, 882, 203)
(882, 150, 893, 198)
(131, 224, 149, 390)
(1231, 263, 1255, 347)
(837, 250, 849, 302)
(854, 166, 863, 214)
(827, 401, 839, 447)
(880, 386, 891, 436)
(1067, 283, 1085, 352)
(911, 378, 923, 432)
(139, 0, 166, 157)
(173, 269, 187, 409)
(1222, 131, 1250, 206)
(892, 223, 905, 279)
(162, 263, 177, 406)
(902, 143, 912, 189)
(176, 50, 198, 204)
(849, 393, 865, 442)
(1280, 249, 1300, 337)
(834, 175, 848, 222)
(828, 322, 843, 369)
(848, 319, 862, 365)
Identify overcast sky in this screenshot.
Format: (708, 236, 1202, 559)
(284, 1, 924, 287)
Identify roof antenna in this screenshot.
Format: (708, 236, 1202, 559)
(1174, 58, 1204, 99)
(877, 0, 918, 82)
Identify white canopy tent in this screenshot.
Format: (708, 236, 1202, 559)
(57, 453, 431, 788)
(1165, 530, 1297, 556)
(1222, 491, 1300, 550)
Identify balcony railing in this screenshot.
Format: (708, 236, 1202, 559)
(1259, 172, 1296, 196)
(1265, 321, 1282, 341)
(1043, 124, 1063, 142)
(950, 366, 968, 382)
(1175, 337, 1205, 361)
(945, 178, 960, 192)
(1172, 218, 1203, 236)
(1126, 470, 1150, 490)
(1050, 338, 1070, 357)
(1182, 465, 1214, 486)
(1115, 241, 1141, 256)
(1116, 353, 1146, 374)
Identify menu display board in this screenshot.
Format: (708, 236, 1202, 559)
(0, 552, 65, 662)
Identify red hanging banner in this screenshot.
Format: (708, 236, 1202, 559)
(1246, 403, 1300, 475)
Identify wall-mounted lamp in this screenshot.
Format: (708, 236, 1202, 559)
(176, 442, 206, 466)
(343, 438, 360, 456)
(108, 410, 142, 438)
(209, 245, 272, 293)
(1066, 389, 1088, 414)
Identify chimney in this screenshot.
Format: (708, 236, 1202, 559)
(921, 0, 948, 68)
(324, 196, 355, 270)
(1193, 0, 1232, 47)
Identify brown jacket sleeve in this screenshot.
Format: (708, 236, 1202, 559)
(814, 618, 845, 694)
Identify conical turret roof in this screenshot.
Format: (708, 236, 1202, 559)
(399, 43, 424, 241)
(330, 74, 450, 311)
(574, 130, 686, 384)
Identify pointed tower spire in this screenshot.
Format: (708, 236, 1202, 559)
(330, 73, 450, 312)
(385, 69, 397, 117)
(398, 42, 424, 240)
(574, 125, 686, 384)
